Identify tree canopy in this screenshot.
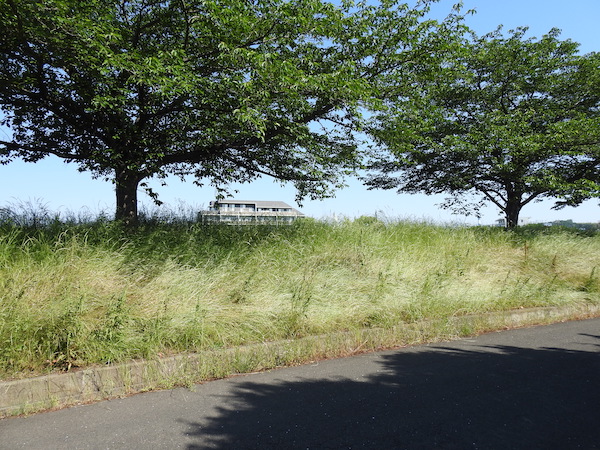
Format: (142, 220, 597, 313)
(367, 27, 600, 228)
(0, 0, 460, 225)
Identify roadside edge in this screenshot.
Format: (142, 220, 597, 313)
(2, 303, 599, 418)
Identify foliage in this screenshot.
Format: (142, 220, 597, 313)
(0, 0, 460, 225)
(366, 27, 600, 228)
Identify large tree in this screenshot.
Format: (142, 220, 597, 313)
(367, 27, 600, 228)
(0, 0, 459, 225)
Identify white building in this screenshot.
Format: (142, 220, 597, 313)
(495, 217, 532, 227)
(199, 200, 305, 224)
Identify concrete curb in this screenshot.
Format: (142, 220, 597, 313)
(2, 303, 599, 418)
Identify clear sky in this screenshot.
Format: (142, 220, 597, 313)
(1, 0, 599, 224)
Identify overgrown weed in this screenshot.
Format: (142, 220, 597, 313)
(0, 206, 598, 379)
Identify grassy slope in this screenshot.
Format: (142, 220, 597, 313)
(0, 214, 598, 380)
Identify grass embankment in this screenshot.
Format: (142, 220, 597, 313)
(0, 213, 599, 381)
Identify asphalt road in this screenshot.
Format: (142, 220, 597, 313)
(1, 318, 599, 449)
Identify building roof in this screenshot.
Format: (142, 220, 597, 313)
(215, 200, 295, 209)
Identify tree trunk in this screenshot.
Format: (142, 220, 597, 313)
(504, 192, 523, 229)
(115, 167, 142, 228)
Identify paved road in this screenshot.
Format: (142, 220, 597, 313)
(1, 318, 599, 449)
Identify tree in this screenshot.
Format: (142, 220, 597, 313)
(0, 0, 459, 226)
(366, 27, 600, 228)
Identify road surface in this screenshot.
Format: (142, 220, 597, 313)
(1, 318, 599, 449)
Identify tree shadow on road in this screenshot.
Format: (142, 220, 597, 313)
(184, 333, 600, 449)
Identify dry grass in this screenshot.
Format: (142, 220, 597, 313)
(1, 209, 598, 380)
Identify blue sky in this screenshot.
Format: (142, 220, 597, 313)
(1, 0, 599, 224)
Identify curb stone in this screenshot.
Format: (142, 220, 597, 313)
(1, 303, 599, 418)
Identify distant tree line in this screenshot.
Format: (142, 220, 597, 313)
(547, 220, 600, 231)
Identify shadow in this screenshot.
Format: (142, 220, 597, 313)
(184, 334, 600, 449)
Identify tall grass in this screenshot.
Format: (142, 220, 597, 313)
(0, 206, 598, 379)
